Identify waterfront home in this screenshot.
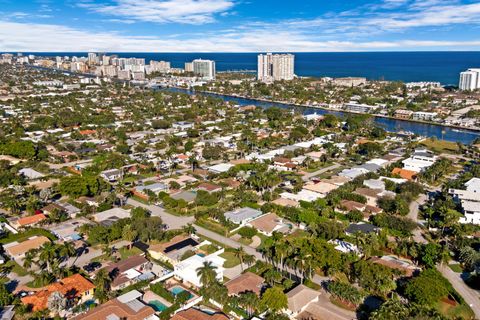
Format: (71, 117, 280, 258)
(73, 290, 158, 320)
(401, 148, 438, 173)
(394, 109, 413, 119)
(148, 235, 199, 265)
(21, 274, 95, 312)
(412, 111, 438, 121)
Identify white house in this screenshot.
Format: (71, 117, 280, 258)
(174, 250, 225, 288)
(402, 148, 438, 173)
(450, 180, 480, 225)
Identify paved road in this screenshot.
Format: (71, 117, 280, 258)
(126, 198, 194, 230)
(437, 264, 480, 320)
(407, 194, 428, 244)
(408, 193, 480, 317)
(46, 159, 93, 170)
(301, 163, 342, 181)
(127, 197, 330, 283)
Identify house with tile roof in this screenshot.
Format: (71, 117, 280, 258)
(286, 284, 321, 317)
(171, 308, 229, 320)
(73, 290, 158, 320)
(21, 274, 95, 311)
(225, 272, 265, 296)
(4, 235, 50, 260)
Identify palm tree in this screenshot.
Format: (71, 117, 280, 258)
(182, 223, 196, 236)
(196, 261, 218, 287)
(38, 242, 58, 272)
(243, 254, 256, 268)
(233, 246, 248, 271)
(238, 291, 259, 317)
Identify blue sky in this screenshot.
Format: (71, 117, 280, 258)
(1, 0, 480, 52)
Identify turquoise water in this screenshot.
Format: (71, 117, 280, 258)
(170, 286, 193, 299)
(149, 300, 168, 312)
(197, 253, 206, 257)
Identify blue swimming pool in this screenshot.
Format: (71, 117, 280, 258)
(149, 300, 168, 312)
(169, 286, 193, 299)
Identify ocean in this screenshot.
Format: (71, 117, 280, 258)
(25, 51, 480, 85)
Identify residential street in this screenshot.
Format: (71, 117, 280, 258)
(407, 194, 428, 244)
(302, 163, 342, 181)
(408, 193, 480, 318)
(437, 264, 480, 320)
(128, 197, 329, 287)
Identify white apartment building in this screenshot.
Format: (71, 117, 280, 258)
(192, 59, 215, 80)
(412, 111, 438, 121)
(258, 53, 295, 83)
(185, 62, 194, 72)
(459, 68, 480, 91)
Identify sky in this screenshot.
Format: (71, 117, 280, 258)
(1, 0, 480, 52)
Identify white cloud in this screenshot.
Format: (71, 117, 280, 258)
(1, 19, 480, 52)
(78, 0, 235, 24)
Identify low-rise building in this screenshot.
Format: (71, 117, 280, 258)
(73, 290, 158, 320)
(4, 236, 50, 260)
(148, 235, 199, 265)
(174, 250, 225, 288)
(21, 274, 95, 311)
(224, 207, 263, 226)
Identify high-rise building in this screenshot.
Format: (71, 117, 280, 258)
(258, 53, 295, 83)
(185, 62, 194, 72)
(192, 59, 215, 80)
(459, 69, 480, 91)
(88, 52, 98, 65)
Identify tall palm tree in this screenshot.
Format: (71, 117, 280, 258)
(233, 246, 247, 271)
(38, 242, 58, 272)
(196, 261, 218, 287)
(238, 291, 259, 317)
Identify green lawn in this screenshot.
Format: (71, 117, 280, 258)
(420, 139, 459, 153)
(448, 264, 463, 273)
(196, 218, 228, 236)
(199, 244, 218, 254)
(437, 300, 475, 319)
(119, 246, 142, 260)
(4, 260, 28, 276)
(220, 252, 241, 268)
(0, 228, 56, 244)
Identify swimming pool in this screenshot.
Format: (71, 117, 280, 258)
(149, 300, 168, 312)
(169, 286, 193, 299)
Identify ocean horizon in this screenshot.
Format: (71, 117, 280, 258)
(20, 51, 480, 85)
